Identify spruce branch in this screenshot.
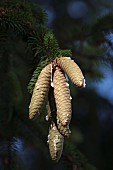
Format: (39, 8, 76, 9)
(63, 141, 97, 170)
(27, 26, 48, 58)
(58, 49, 72, 57)
(91, 13, 113, 44)
(43, 31, 59, 58)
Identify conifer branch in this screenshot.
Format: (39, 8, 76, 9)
(91, 13, 113, 44)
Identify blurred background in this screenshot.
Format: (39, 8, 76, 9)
(0, 0, 113, 170)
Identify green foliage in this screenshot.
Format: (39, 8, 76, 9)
(58, 49, 72, 57)
(91, 13, 113, 44)
(43, 31, 59, 58)
(27, 25, 48, 60)
(0, 0, 47, 25)
(63, 141, 97, 170)
(7, 70, 23, 112)
(27, 27, 59, 60)
(0, 0, 47, 44)
(72, 41, 105, 81)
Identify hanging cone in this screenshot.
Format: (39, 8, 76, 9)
(56, 57, 85, 87)
(48, 122, 64, 161)
(53, 67, 72, 126)
(57, 116, 71, 137)
(48, 87, 71, 137)
(29, 64, 51, 119)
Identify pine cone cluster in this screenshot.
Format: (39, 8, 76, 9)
(29, 56, 85, 161)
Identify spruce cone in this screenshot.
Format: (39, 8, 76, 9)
(56, 57, 85, 87)
(53, 68, 72, 126)
(48, 122, 64, 161)
(57, 116, 71, 137)
(48, 87, 71, 137)
(29, 64, 51, 119)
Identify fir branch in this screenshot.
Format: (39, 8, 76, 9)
(30, 2, 47, 24)
(0, 30, 8, 44)
(58, 49, 72, 57)
(0, 18, 25, 34)
(91, 13, 113, 45)
(27, 26, 48, 58)
(63, 141, 97, 170)
(0, 0, 47, 25)
(27, 29, 66, 62)
(43, 31, 59, 59)
(0, 0, 48, 41)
